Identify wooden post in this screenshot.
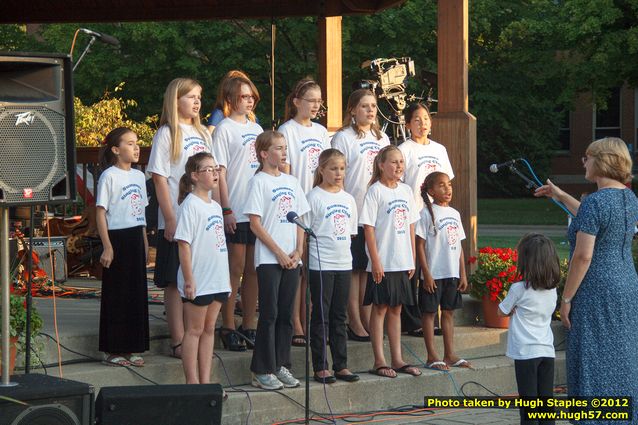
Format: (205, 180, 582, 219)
(432, 0, 478, 265)
(318, 16, 343, 132)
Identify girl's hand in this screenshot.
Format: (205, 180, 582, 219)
(457, 277, 468, 292)
(276, 249, 294, 269)
(408, 269, 415, 279)
(184, 279, 196, 300)
(560, 302, 571, 330)
(100, 246, 114, 268)
(289, 250, 301, 267)
(164, 218, 177, 241)
(371, 262, 385, 284)
(534, 179, 565, 202)
(423, 276, 436, 293)
(224, 212, 237, 234)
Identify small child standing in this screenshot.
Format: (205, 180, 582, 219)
(174, 152, 231, 384)
(416, 171, 470, 370)
(499, 233, 560, 425)
(96, 127, 149, 367)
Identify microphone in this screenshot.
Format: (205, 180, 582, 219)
(489, 159, 519, 173)
(80, 28, 120, 46)
(286, 211, 316, 237)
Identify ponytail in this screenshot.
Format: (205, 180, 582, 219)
(99, 127, 135, 171)
(284, 78, 321, 122)
(178, 152, 215, 204)
(177, 173, 193, 205)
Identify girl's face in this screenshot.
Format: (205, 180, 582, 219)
(235, 84, 255, 115)
(262, 136, 287, 168)
(406, 107, 431, 139)
(192, 158, 220, 191)
(428, 174, 453, 206)
(112, 131, 140, 165)
(352, 95, 377, 127)
(294, 87, 322, 120)
(319, 157, 346, 188)
(177, 85, 202, 122)
(379, 150, 404, 182)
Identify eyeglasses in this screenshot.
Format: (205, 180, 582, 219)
(197, 166, 220, 174)
(301, 98, 324, 105)
(240, 94, 255, 101)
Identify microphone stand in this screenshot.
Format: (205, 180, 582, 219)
(72, 36, 97, 72)
(303, 230, 314, 425)
(505, 163, 540, 190)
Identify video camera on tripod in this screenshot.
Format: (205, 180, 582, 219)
(355, 57, 415, 112)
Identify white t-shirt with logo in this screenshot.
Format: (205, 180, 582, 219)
(499, 281, 557, 360)
(359, 181, 419, 272)
(331, 127, 390, 215)
(174, 194, 231, 298)
(304, 187, 358, 271)
(147, 124, 211, 229)
(96, 166, 148, 230)
(243, 172, 310, 267)
(212, 117, 264, 223)
(398, 138, 454, 213)
(278, 119, 330, 194)
(415, 204, 465, 279)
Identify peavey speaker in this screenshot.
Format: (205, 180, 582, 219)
(96, 384, 223, 425)
(0, 374, 94, 425)
(0, 52, 76, 206)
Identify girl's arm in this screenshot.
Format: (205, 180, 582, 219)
(408, 223, 416, 279)
(219, 167, 237, 233)
(143, 227, 149, 265)
(534, 179, 580, 216)
(152, 173, 176, 241)
(458, 247, 468, 292)
(96, 206, 113, 268)
(177, 240, 196, 299)
(249, 214, 295, 269)
(364, 225, 384, 283)
(417, 236, 436, 293)
(560, 231, 595, 329)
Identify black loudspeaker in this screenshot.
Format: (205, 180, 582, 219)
(0, 374, 94, 425)
(96, 384, 223, 425)
(9, 236, 68, 281)
(0, 52, 76, 206)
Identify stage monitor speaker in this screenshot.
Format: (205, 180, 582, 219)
(9, 236, 68, 282)
(95, 383, 223, 425)
(0, 52, 76, 206)
(0, 373, 94, 425)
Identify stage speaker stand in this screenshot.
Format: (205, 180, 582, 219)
(95, 384, 224, 425)
(0, 374, 94, 425)
(0, 52, 76, 206)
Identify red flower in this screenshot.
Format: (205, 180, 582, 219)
(468, 256, 477, 264)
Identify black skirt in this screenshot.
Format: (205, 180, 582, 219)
(99, 226, 150, 353)
(363, 271, 415, 307)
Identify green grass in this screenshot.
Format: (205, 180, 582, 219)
(478, 235, 570, 260)
(478, 198, 568, 225)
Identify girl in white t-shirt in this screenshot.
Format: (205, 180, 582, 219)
(305, 149, 360, 383)
(360, 145, 421, 378)
(174, 152, 231, 384)
(147, 78, 212, 359)
(415, 171, 469, 371)
(96, 127, 149, 367)
(331, 89, 390, 342)
(244, 130, 310, 390)
(279, 78, 330, 347)
(499, 233, 559, 424)
(212, 76, 264, 351)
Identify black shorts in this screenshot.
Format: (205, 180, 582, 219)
(363, 271, 415, 307)
(225, 222, 256, 245)
(418, 278, 463, 313)
(182, 292, 230, 306)
(350, 226, 368, 271)
(153, 230, 179, 288)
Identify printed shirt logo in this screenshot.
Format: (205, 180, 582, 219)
(418, 156, 442, 175)
(307, 146, 322, 172)
(394, 207, 407, 230)
(15, 111, 35, 126)
(130, 192, 143, 217)
(241, 133, 260, 169)
(206, 215, 227, 252)
(278, 195, 292, 219)
(333, 213, 347, 236)
(387, 199, 409, 235)
(271, 185, 296, 223)
(183, 136, 208, 154)
(121, 184, 145, 222)
(446, 225, 459, 246)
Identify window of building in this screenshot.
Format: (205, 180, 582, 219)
(594, 87, 621, 139)
(557, 109, 570, 151)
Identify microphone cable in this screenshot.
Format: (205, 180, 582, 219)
(519, 158, 574, 218)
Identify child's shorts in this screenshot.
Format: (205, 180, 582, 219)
(225, 222, 256, 245)
(418, 277, 463, 313)
(182, 292, 230, 306)
(363, 271, 415, 307)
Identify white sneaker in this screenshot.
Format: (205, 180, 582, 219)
(275, 366, 300, 388)
(252, 373, 284, 390)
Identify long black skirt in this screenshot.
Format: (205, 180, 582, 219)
(99, 225, 150, 353)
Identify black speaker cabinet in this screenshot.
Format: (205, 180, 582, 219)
(0, 52, 76, 206)
(0, 374, 94, 425)
(96, 384, 223, 425)
(9, 236, 68, 282)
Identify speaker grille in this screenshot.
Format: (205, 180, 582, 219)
(0, 105, 67, 203)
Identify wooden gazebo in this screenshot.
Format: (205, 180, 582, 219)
(1, 0, 477, 257)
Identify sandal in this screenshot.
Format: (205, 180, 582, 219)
(291, 334, 306, 347)
(170, 343, 182, 359)
(237, 325, 256, 349)
(127, 354, 145, 367)
(393, 364, 422, 376)
(103, 355, 131, 367)
(218, 327, 247, 352)
(368, 366, 396, 378)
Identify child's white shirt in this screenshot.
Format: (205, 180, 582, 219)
(499, 281, 557, 360)
(359, 181, 419, 272)
(331, 127, 390, 215)
(303, 187, 358, 271)
(278, 119, 330, 193)
(243, 172, 310, 267)
(147, 123, 211, 229)
(212, 117, 264, 223)
(96, 166, 148, 229)
(415, 204, 465, 279)
(174, 194, 231, 297)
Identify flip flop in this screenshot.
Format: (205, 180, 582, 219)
(426, 361, 449, 371)
(393, 364, 422, 376)
(368, 366, 396, 378)
(449, 359, 472, 368)
(127, 354, 145, 367)
(103, 355, 131, 367)
(291, 335, 306, 347)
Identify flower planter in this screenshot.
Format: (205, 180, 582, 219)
(0, 336, 19, 375)
(481, 295, 510, 329)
